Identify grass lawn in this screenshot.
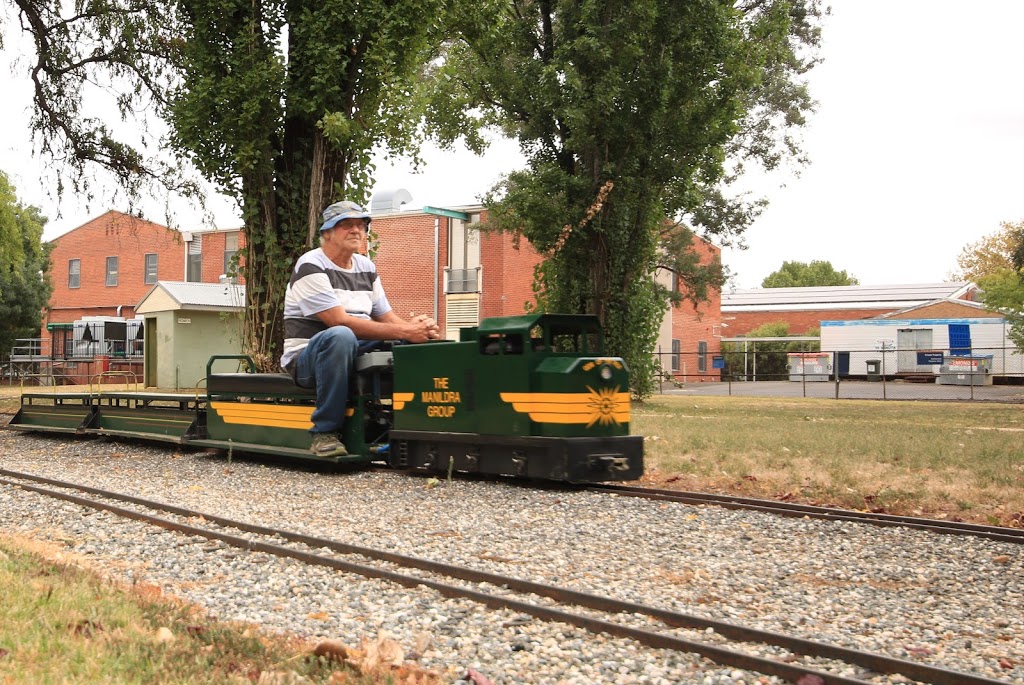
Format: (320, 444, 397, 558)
(633, 395, 1024, 526)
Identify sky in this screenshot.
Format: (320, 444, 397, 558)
(1, 0, 1022, 289)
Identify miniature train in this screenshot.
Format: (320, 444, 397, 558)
(7, 314, 644, 483)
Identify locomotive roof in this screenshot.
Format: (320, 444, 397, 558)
(476, 313, 602, 334)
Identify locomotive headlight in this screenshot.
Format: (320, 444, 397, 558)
(600, 365, 613, 380)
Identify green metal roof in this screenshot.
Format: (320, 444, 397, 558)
(476, 313, 601, 334)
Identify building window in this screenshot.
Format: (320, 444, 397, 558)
(187, 234, 202, 282)
(671, 339, 680, 372)
(697, 340, 708, 373)
(105, 256, 118, 287)
(223, 232, 239, 277)
(446, 216, 481, 293)
(144, 253, 158, 284)
(68, 259, 81, 288)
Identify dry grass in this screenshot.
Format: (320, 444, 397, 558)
(632, 395, 1024, 526)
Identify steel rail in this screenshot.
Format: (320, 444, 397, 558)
(586, 484, 1024, 544)
(0, 468, 1012, 685)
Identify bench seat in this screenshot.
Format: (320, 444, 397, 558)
(207, 351, 393, 397)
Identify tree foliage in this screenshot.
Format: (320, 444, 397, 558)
(972, 220, 1024, 350)
(950, 220, 1024, 282)
(168, 0, 448, 367)
(979, 268, 1024, 350)
(761, 260, 859, 288)
(0, 171, 52, 358)
(7, 0, 448, 369)
(436, 0, 825, 396)
(8, 0, 190, 205)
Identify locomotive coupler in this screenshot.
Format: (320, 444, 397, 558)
(590, 454, 631, 473)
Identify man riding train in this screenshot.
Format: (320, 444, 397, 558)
(280, 201, 441, 458)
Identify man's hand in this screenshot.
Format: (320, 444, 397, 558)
(317, 307, 442, 342)
(404, 314, 441, 343)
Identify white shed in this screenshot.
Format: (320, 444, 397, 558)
(820, 299, 1022, 379)
(135, 281, 246, 388)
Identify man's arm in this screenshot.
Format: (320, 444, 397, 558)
(314, 307, 440, 343)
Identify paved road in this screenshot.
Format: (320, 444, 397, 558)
(659, 379, 1024, 402)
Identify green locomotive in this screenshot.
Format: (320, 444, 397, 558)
(7, 314, 643, 483)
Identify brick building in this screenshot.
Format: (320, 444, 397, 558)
(45, 211, 187, 331)
(182, 226, 246, 284)
(44, 211, 246, 333)
(653, 235, 724, 382)
(40, 205, 721, 384)
(370, 206, 543, 340)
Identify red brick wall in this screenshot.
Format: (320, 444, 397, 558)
(373, 212, 546, 330)
(372, 214, 448, 323)
(45, 211, 185, 330)
(669, 236, 723, 381)
(481, 230, 544, 318)
(903, 301, 996, 318)
(724, 308, 894, 336)
(192, 229, 247, 284)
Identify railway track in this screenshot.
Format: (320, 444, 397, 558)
(0, 466, 1013, 685)
(584, 484, 1024, 544)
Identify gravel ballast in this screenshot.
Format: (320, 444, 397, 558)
(1, 428, 1021, 684)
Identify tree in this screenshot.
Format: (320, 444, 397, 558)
(7, 0, 450, 369)
(435, 0, 825, 396)
(761, 260, 859, 288)
(950, 220, 1024, 282)
(975, 220, 1024, 349)
(0, 171, 52, 358)
(979, 268, 1024, 349)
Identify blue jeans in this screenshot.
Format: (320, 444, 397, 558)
(293, 327, 379, 435)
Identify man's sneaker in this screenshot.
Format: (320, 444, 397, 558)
(310, 433, 348, 458)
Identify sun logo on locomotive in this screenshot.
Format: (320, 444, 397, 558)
(586, 385, 621, 427)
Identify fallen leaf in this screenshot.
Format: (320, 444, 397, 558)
(993, 555, 1010, 564)
(313, 639, 351, 663)
(463, 668, 495, 685)
(361, 633, 404, 669)
(69, 619, 104, 637)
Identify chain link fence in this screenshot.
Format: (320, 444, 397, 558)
(654, 346, 1024, 402)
